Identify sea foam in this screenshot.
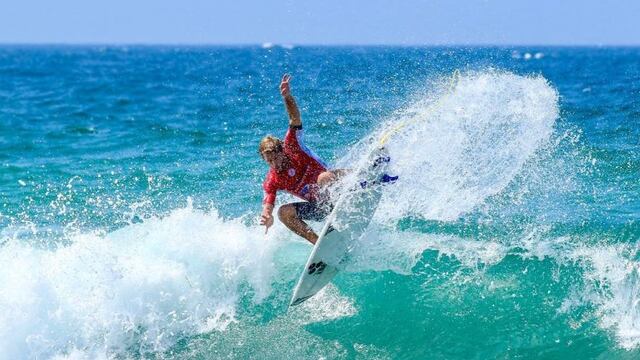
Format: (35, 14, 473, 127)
(375, 70, 559, 222)
(0, 203, 279, 359)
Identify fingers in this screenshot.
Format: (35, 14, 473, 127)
(260, 215, 273, 233)
(263, 219, 271, 234)
(280, 74, 291, 97)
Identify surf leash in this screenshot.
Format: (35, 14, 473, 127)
(378, 69, 461, 147)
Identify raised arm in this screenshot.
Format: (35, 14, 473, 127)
(280, 74, 301, 127)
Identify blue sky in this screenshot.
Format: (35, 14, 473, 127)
(1, 0, 638, 45)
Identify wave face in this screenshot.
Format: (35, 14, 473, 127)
(1, 46, 639, 359)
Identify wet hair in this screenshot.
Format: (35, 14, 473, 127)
(258, 135, 283, 157)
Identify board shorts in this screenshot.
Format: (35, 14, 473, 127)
(292, 201, 333, 222)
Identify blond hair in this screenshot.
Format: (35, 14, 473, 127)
(259, 135, 283, 156)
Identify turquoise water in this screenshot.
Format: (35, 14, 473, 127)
(0, 46, 638, 359)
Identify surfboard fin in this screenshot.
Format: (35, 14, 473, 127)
(380, 174, 399, 184)
(359, 173, 398, 189)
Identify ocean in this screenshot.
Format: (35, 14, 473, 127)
(0, 45, 638, 359)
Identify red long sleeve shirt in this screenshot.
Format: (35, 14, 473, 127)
(262, 126, 328, 205)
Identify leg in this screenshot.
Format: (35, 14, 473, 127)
(316, 169, 347, 203)
(278, 204, 318, 245)
(316, 169, 347, 187)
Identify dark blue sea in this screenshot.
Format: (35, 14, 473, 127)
(0, 45, 639, 359)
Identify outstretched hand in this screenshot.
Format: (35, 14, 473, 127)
(280, 74, 291, 98)
(260, 213, 274, 234)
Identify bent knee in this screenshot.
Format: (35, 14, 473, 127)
(277, 204, 297, 221)
(317, 171, 337, 187)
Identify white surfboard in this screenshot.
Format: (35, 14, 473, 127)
(289, 147, 394, 306)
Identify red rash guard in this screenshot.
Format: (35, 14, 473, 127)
(263, 126, 328, 205)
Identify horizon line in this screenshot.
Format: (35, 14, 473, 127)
(0, 42, 639, 48)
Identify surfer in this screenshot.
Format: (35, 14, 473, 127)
(259, 74, 344, 245)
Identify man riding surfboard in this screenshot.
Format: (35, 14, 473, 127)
(258, 74, 344, 244)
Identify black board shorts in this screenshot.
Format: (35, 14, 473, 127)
(292, 201, 333, 222)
